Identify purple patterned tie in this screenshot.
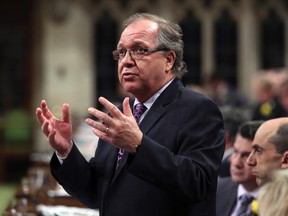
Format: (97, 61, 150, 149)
(133, 103, 147, 124)
(116, 103, 147, 169)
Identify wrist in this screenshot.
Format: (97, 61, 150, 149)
(56, 151, 68, 160)
(56, 140, 73, 158)
(131, 143, 141, 154)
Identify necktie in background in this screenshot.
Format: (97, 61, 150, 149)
(115, 103, 147, 169)
(235, 194, 254, 216)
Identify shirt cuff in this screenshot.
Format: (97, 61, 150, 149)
(55, 140, 74, 164)
(55, 151, 67, 164)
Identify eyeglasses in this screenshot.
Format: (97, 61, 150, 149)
(112, 46, 169, 61)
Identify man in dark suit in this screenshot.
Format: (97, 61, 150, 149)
(216, 121, 262, 216)
(36, 13, 225, 216)
(218, 107, 247, 177)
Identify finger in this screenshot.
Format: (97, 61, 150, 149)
(47, 129, 57, 147)
(87, 107, 110, 124)
(122, 97, 133, 117)
(85, 117, 103, 129)
(36, 107, 45, 125)
(62, 103, 70, 123)
(98, 97, 123, 118)
(91, 127, 112, 143)
(42, 121, 50, 137)
(41, 100, 54, 119)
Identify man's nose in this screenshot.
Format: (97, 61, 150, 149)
(120, 51, 135, 68)
(122, 50, 134, 61)
(232, 155, 244, 166)
(246, 152, 256, 166)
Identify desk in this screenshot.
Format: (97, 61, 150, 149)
(4, 160, 99, 216)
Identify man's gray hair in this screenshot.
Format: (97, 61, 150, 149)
(122, 13, 187, 78)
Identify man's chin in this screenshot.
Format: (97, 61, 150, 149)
(231, 176, 244, 183)
(122, 84, 138, 95)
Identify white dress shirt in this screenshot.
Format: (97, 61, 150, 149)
(231, 184, 258, 216)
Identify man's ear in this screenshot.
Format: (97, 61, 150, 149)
(165, 50, 176, 72)
(281, 151, 288, 168)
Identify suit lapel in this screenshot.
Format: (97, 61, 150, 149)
(223, 180, 238, 216)
(110, 78, 183, 182)
(140, 102, 165, 134)
(140, 78, 181, 134)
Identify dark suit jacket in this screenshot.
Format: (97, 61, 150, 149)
(216, 177, 238, 216)
(50, 78, 225, 216)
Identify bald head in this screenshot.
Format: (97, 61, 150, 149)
(258, 117, 288, 132)
(247, 117, 288, 186)
(256, 117, 288, 154)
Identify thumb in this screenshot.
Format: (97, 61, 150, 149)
(122, 97, 133, 117)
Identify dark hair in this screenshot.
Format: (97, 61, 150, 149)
(239, 120, 264, 141)
(121, 13, 187, 78)
(268, 123, 288, 154)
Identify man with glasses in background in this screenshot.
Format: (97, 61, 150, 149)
(36, 13, 225, 216)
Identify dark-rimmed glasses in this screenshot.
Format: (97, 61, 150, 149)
(112, 46, 169, 61)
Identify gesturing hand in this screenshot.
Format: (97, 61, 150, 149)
(35, 100, 73, 157)
(85, 97, 143, 153)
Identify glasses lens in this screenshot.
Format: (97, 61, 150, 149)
(132, 47, 145, 59)
(113, 47, 166, 60)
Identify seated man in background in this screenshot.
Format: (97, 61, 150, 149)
(216, 121, 263, 216)
(247, 117, 288, 186)
(218, 107, 248, 177)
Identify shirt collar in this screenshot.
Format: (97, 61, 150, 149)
(237, 184, 259, 200)
(134, 78, 174, 109)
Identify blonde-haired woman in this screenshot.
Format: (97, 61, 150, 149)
(258, 169, 288, 216)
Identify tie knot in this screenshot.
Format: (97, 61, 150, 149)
(240, 194, 254, 205)
(235, 194, 254, 216)
(133, 103, 147, 123)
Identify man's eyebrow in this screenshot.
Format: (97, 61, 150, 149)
(234, 149, 251, 155)
(252, 143, 262, 149)
(117, 41, 147, 48)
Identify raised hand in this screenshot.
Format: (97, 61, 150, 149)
(35, 100, 73, 157)
(85, 97, 143, 153)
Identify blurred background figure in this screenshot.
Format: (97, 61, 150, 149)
(278, 78, 288, 115)
(204, 71, 248, 109)
(266, 68, 288, 93)
(218, 107, 248, 177)
(257, 169, 288, 216)
(216, 120, 262, 216)
(251, 71, 287, 120)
